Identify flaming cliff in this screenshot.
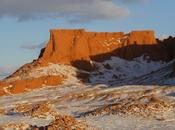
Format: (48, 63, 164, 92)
(6, 29, 175, 77)
(37, 29, 173, 70)
(39, 29, 156, 63)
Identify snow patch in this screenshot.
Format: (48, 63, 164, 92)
(90, 56, 167, 85)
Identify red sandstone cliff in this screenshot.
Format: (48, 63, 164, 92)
(127, 31, 157, 45)
(6, 29, 175, 76)
(38, 29, 158, 69)
(8, 29, 173, 76)
(39, 29, 124, 64)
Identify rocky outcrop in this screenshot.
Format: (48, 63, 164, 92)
(39, 29, 159, 70)
(158, 36, 175, 75)
(127, 30, 157, 45)
(0, 75, 63, 96)
(82, 92, 174, 119)
(0, 102, 87, 130)
(6, 29, 163, 79)
(39, 29, 124, 63)
(159, 36, 175, 59)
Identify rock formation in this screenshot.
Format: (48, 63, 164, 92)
(38, 29, 161, 70)
(158, 36, 175, 59)
(0, 29, 174, 96)
(159, 36, 175, 74)
(127, 30, 157, 45)
(0, 75, 63, 96)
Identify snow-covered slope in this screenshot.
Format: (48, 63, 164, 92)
(0, 56, 175, 129)
(89, 56, 174, 86)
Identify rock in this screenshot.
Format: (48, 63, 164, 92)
(127, 30, 157, 45)
(173, 61, 175, 75)
(0, 75, 63, 95)
(161, 36, 175, 59)
(104, 63, 112, 70)
(7, 29, 173, 76)
(39, 29, 158, 70)
(0, 108, 5, 115)
(1, 122, 30, 130)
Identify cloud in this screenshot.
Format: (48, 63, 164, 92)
(0, 0, 129, 23)
(20, 41, 47, 50)
(120, 0, 150, 4)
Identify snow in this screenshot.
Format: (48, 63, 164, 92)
(1, 84, 175, 129)
(0, 84, 175, 129)
(5, 56, 174, 87)
(0, 115, 53, 127)
(0, 56, 175, 129)
(35, 63, 80, 85)
(90, 56, 173, 86)
(83, 115, 175, 130)
(6, 63, 80, 84)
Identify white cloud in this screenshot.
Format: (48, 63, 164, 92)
(20, 41, 47, 50)
(0, 0, 129, 23)
(121, 0, 149, 3)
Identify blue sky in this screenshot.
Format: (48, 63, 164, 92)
(0, 0, 174, 74)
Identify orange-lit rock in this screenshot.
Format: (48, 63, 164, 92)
(127, 30, 157, 45)
(39, 29, 157, 69)
(0, 89, 6, 96)
(0, 76, 63, 95)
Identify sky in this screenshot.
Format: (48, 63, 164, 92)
(0, 0, 175, 76)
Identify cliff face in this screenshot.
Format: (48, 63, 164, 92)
(40, 29, 124, 63)
(127, 31, 157, 45)
(39, 29, 159, 70)
(8, 29, 174, 77)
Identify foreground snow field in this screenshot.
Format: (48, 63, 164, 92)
(0, 56, 175, 129)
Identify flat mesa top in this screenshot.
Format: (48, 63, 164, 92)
(49, 29, 155, 34)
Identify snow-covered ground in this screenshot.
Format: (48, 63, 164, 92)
(0, 84, 175, 129)
(90, 56, 175, 86)
(84, 115, 175, 130)
(0, 56, 175, 129)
